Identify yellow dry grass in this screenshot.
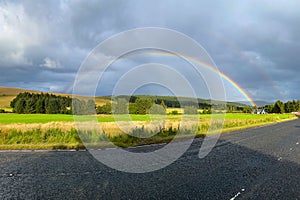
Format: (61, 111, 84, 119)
(0, 86, 72, 96)
(0, 120, 189, 137)
(0, 116, 294, 139)
(94, 97, 111, 106)
(166, 108, 184, 114)
(100, 121, 164, 136)
(0, 96, 15, 108)
(0, 122, 76, 132)
(0, 86, 71, 109)
(0, 86, 39, 96)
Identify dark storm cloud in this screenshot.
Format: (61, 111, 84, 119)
(0, 0, 299, 101)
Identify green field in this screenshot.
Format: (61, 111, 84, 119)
(0, 113, 297, 149)
(0, 114, 74, 124)
(0, 114, 152, 124)
(0, 113, 295, 124)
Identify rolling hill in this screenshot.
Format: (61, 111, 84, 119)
(0, 86, 110, 109)
(0, 86, 248, 110)
(0, 86, 42, 108)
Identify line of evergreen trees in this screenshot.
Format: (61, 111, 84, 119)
(10, 92, 73, 114)
(264, 100, 300, 114)
(96, 97, 164, 115)
(10, 92, 98, 115)
(10, 92, 299, 115)
(96, 97, 201, 115)
(115, 95, 212, 109)
(72, 98, 96, 115)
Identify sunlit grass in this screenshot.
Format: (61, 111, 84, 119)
(0, 113, 296, 149)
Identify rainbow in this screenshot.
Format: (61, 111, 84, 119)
(213, 33, 285, 101)
(66, 50, 257, 107)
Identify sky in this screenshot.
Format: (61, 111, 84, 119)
(0, 0, 299, 103)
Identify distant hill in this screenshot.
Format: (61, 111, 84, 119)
(0, 86, 248, 110)
(0, 86, 73, 96)
(237, 100, 273, 107)
(0, 86, 110, 108)
(0, 86, 41, 108)
(254, 100, 274, 107)
(109, 95, 247, 108)
(0, 86, 41, 96)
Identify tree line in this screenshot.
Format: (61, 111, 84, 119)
(97, 98, 300, 115)
(96, 97, 199, 115)
(114, 95, 212, 109)
(96, 97, 165, 115)
(11, 92, 72, 114)
(264, 100, 300, 114)
(10, 92, 96, 115)
(10, 93, 167, 115)
(10, 92, 299, 115)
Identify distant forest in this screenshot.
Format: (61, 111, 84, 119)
(264, 100, 300, 114)
(10, 92, 98, 115)
(8, 92, 300, 115)
(10, 92, 73, 114)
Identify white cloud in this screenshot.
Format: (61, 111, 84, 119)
(0, 2, 42, 67)
(40, 57, 61, 69)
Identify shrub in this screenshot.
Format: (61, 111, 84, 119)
(171, 110, 179, 115)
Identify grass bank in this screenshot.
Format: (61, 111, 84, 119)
(0, 113, 297, 150)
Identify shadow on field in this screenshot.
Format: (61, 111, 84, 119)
(0, 137, 299, 199)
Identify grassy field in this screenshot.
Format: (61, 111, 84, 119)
(0, 114, 74, 124)
(0, 114, 152, 124)
(0, 95, 16, 109)
(0, 113, 295, 124)
(0, 113, 297, 149)
(1, 86, 297, 149)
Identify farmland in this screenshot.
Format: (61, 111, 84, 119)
(0, 113, 295, 124)
(0, 113, 296, 149)
(0, 86, 298, 150)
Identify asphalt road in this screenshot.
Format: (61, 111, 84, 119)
(0, 119, 299, 199)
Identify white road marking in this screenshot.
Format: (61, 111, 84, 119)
(230, 192, 241, 200)
(230, 189, 245, 200)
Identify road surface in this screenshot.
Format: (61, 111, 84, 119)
(0, 119, 299, 199)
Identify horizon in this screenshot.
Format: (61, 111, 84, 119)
(1, 85, 278, 107)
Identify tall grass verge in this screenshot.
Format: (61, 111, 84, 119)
(0, 114, 296, 149)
